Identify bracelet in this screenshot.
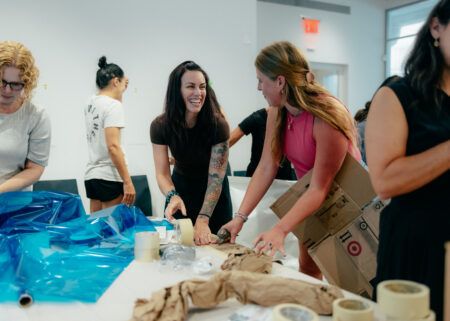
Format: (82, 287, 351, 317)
(197, 213, 211, 219)
(165, 189, 179, 207)
(234, 212, 248, 222)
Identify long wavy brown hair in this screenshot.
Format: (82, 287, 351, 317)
(0, 41, 39, 102)
(255, 41, 357, 162)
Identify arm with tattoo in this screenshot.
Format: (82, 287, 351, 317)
(199, 141, 229, 217)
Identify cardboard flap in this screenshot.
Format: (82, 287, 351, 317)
(334, 154, 376, 207)
(308, 235, 373, 297)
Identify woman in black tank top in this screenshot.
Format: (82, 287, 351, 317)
(366, 1, 450, 319)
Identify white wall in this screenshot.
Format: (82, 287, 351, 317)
(2, 0, 257, 213)
(3, 0, 404, 214)
(257, 0, 387, 114)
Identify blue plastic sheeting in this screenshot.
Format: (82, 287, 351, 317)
(0, 191, 156, 303)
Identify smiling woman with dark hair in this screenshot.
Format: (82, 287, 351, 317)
(0, 41, 51, 193)
(150, 61, 232, 246)
(366, 1, 450, 318)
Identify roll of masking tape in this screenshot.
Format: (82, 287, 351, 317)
(332, 298, 374, 321)
(134, 231, 160, 262)
(387, 311, 436, 321)
(377, 280, 430, 320)
(175, 218, 194, 246)
(272, 303, 319, 321)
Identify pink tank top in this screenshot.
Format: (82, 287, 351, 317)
(283, 110, 361, 179)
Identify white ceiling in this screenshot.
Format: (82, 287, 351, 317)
(258, 0, 423, 11)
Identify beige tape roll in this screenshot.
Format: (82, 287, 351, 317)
(332, 298, 374, 321)
(175, 218, 194, 246)
(134, 231, 160, 262)
(272, 303, 319, 321)
(386, 311, 436, 321)
(135, 231, 159, 248)
(377, 280, 430, 320)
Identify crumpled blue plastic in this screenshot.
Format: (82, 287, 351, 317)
(0, 191, 155, 303)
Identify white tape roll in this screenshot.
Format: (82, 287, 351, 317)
(377, 280, 430, 320)
(272, 303, 319, 321)
(175, 218, 194, 246)
(332, 298, 373, 321)
(134, 231, 160, 262)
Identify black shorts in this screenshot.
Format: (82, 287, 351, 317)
(84, 179, 123, 202)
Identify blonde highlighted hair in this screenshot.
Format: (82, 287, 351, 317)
(0, 41, 39, 102)
(255, 41, 357, 162)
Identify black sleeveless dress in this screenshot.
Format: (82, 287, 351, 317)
(374, 78, 450, 321)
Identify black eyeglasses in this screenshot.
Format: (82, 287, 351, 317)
(1, 79, 25, 91)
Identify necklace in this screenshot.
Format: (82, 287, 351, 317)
(285, 106, 302, 130)
(287, 115, 293, 130)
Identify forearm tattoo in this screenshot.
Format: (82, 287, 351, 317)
(200, 141, 229, 217)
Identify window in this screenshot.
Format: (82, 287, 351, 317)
(386, 0, 438, 77)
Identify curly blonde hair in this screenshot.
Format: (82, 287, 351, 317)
(0, 41, 39, 102)
(255, 41, 357, 163)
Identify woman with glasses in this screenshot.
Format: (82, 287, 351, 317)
(84, 56, 135, 213)
(150, 61, 232, 245)
(0, 41, 51, 192)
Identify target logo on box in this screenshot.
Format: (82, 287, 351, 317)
(347, 241, 362, 256)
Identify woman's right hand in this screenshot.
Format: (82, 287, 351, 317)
(220, 217, 244, 243)
(165, 195, 187, 220)
(122, 181, 136, 206)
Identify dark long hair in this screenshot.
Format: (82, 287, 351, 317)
(404, 0, 450, 111)
(95, 56, 124, 89)
(354, 101, 371, 123)
(163, 60, 222, 148)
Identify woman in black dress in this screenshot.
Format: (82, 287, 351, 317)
(366, 1, 450, 319)
(150, 61, 232, 245)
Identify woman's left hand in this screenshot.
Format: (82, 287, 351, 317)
(194, 218, 213, 245)
(253, 225, 287, 257)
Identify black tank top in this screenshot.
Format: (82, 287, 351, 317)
(388, 77, 450, 207)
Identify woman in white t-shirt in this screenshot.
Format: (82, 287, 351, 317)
(84, 56, 135, 212)
(0, 41, 51, 192)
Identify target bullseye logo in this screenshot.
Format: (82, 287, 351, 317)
(347, 241, 362, 256)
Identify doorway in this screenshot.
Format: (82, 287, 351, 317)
(310, 62, 348, 105)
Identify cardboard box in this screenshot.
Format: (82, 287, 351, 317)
(270, 154, 385, 296)
(307, 230, 373, 297)
(270, 170, 329, 248)
(308, 215, 379, 297)
(271, 154, 376, 248)
(361, 197, 385, 237)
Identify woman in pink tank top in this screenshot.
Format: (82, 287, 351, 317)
(220, 41, 360, 279)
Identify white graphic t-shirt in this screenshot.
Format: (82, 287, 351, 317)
(84, 95, 125, 182)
